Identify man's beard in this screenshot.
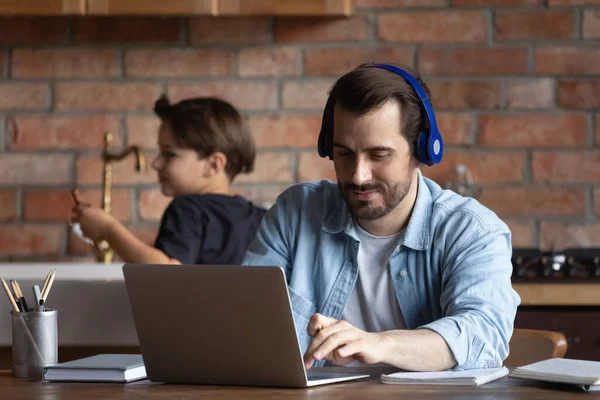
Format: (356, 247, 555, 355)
(338, 175, 413, 220)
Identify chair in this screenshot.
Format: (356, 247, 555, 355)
(504, 328, 568, 367)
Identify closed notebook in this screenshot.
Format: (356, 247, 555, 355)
(381, 367, 509, 386)
(43, 354, 146, 383)
(510, 358, 600, 392)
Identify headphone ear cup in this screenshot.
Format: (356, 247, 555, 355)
(317, 96, 335, 160)
(428, 130, 443, 165)
(317, 126, 329, 159)
(417, 131, 431, 166)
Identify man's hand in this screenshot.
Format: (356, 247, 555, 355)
(303, 313, 388, 369)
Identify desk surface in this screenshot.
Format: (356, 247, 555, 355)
(1, 367, 597, 399)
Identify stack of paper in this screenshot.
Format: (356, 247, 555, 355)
(510, 358, 600, 392)
(381, 367, 509, 386)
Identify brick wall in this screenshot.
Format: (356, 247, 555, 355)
(0, 0, 599, 261)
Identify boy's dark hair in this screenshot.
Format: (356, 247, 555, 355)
(154, 96, 256, 182)
(325, 62, 432, 161)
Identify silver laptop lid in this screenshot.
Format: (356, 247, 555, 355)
(122, 264, 309, 387)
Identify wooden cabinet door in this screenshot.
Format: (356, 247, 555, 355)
(0, 0, 84, 15)
(218, 0, 353, 16)
(87, 0, 217, 15)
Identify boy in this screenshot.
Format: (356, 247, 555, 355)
(71, 96, 267, 265)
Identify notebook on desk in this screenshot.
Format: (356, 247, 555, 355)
(510, 358, 600, 392)
(43, 354, 146, 382)
(381, 367, 509, 386)
(122, 264, 369, 388)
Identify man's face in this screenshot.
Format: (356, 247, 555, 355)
(332, 100, 417, 221)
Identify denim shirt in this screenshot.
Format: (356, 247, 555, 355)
(242, 170, 521, 370)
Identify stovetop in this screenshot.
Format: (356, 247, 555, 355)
(512, 248, 600, 282)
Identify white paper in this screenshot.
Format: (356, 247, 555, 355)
(381, 367, 509, 386)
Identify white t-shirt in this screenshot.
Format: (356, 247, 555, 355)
(342, 221, 407, 333)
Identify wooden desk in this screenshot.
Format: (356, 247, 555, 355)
(0, 368, 596, 399)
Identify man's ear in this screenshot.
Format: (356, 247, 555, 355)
(204, 152, 228, 177)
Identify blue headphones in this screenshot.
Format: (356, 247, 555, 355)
(317, 63, 443, 166)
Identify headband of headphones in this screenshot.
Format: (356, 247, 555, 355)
(317, 63, 443, 166)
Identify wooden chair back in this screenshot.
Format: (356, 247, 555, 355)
(504, 328, 567, 367)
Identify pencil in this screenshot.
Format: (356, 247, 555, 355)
(41, 270, 56, 302)
(1, 278, 20, 312)
(9, 280, 23, 312)
(12, 280, 29, 312)
(40, 269, 54, 299)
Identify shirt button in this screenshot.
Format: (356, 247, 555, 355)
(400, 269, 407, 277)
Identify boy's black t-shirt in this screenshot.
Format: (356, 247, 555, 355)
(154, 194, 267, 265)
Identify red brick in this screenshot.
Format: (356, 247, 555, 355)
(74, 17, 181, 43)
(0, 154, 71, 185)
(436, 113, 473, 145)
(0, 190, 17, 222)
(506, 78, 554, 109)
(597, 114, 600, 144)
(478, 114, 587, 147)
(235, 153, 292, 183)
(479, 187, 585, 217)
(127, 116, 161, 149)
(139, 190, 172, 221)
(358, 0, 445, 6)
(276, 16, 368, 42)
(427, 81, 501, 110)
(548, 0, 600, 5)
(12, 48, 119, 78)
(298, 152, 336, 182)
(282, 80, 334, 110)
(504, 220, 534, 248)
(584, 10, 600, 39)
(0, 225, 63, 255)
(378, 11, 486, 43)
(533, 151, 600, 183)
(419, 47, 528, 75)
(304, 47, 414, 76)
(539, 222, 600, 251)
(423, 150, 525, 185)
(24, 189, 131, 221)
(535, 46, 600, 74)
(594, 188, 600, 216)
(231, 185, 287, 209)
(0, 17, 68, 43)
(495, 11, 575, 41)
(452, 0, 542, 5)
(239, 47, 299, 77)
(125, 49, 232, 78)
(0, 83, 47, 110)
(190, 17, 271, 44)
(76, 153, 157, 185)
(168, 82, 277, 111)
(248, 115, 322, 148)
(55, 83, 160, 111)
(6, 115, 122, 150)
(559, 80, 600, 109)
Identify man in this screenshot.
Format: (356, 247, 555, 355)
(242, 63, 520, 371)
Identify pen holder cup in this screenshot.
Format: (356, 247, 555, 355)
(11, 309, 58, 379)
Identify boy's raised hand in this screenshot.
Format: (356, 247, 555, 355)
(70, 189, 116, 242)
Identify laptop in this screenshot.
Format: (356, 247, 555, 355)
(122, 264, 370, 388)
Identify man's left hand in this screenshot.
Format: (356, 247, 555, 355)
(303, 313, 388, 369)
